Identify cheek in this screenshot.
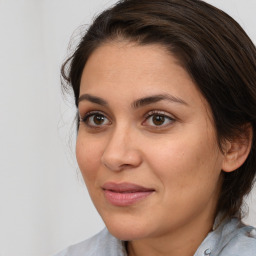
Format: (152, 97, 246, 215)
(145, 131, 222, 188)
(144, 133, 223, 219)
(76, 135, 103, 184)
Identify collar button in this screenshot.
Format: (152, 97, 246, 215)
(204, 249, 211, 255)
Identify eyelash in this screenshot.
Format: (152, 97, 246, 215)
(80, 110, 175, 129)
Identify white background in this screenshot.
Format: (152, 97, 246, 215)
(0, 1, 255, 255)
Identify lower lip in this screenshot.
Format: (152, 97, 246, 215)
(103, 190, 154, 206)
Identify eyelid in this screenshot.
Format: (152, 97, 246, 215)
(79, 110, 107, 120)
(143, 110, 175, 119)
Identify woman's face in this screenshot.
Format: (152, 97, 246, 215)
(76, 41, 225, 241)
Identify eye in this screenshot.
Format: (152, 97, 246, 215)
(80, 111, 111, 127)
(143, 111, 175, 127)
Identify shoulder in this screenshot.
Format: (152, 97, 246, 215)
(195, 217, 256, 256)
(219, 220, 256, 256)
(54, 228, 126, 256)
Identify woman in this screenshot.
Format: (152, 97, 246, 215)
(56, 0, 256, 255)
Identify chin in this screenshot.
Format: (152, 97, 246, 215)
(102, 216, 149, 241)
(107, 225, 146, 241)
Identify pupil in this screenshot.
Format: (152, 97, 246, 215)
(94, 115, 105, 125)
(153, 115, 165, 125)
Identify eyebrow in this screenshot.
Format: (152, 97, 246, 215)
(78, 93, 188, 108)
(131, 94, 188, 108)
(78, 94, 108, 106)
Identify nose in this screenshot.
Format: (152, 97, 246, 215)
(101, 126, 142, 171)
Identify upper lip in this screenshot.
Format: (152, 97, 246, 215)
(102, 182, 155, 193)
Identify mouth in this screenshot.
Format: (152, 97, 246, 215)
(102, 182, 155, 206)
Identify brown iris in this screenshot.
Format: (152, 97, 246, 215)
(93, 114, 105, 125)
(152, 115, 166, 126)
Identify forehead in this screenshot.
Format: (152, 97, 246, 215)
(81, 41, 206, 105)
(83, 41, 177, 82)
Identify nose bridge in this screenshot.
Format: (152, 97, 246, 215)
(106, 124, 130, 155)
(101, 123, 142, 171)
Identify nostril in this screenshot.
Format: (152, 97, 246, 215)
(101, 150, 142, 172)
(102, 161, 132, 172)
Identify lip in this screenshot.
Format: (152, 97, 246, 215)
(102, 182, 155, 206)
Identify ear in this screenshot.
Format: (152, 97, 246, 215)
(222, 124, 253, 173)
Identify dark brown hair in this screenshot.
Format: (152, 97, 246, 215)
(61, 0, 256, 219)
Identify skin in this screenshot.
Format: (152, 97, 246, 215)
(76, 41, 227, 256)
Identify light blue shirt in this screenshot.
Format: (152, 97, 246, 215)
(55, 216, 256, 256)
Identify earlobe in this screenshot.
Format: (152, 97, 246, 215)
(221, 124, 253, 173)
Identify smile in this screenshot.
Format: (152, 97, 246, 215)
(102, 182, 155, 206)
